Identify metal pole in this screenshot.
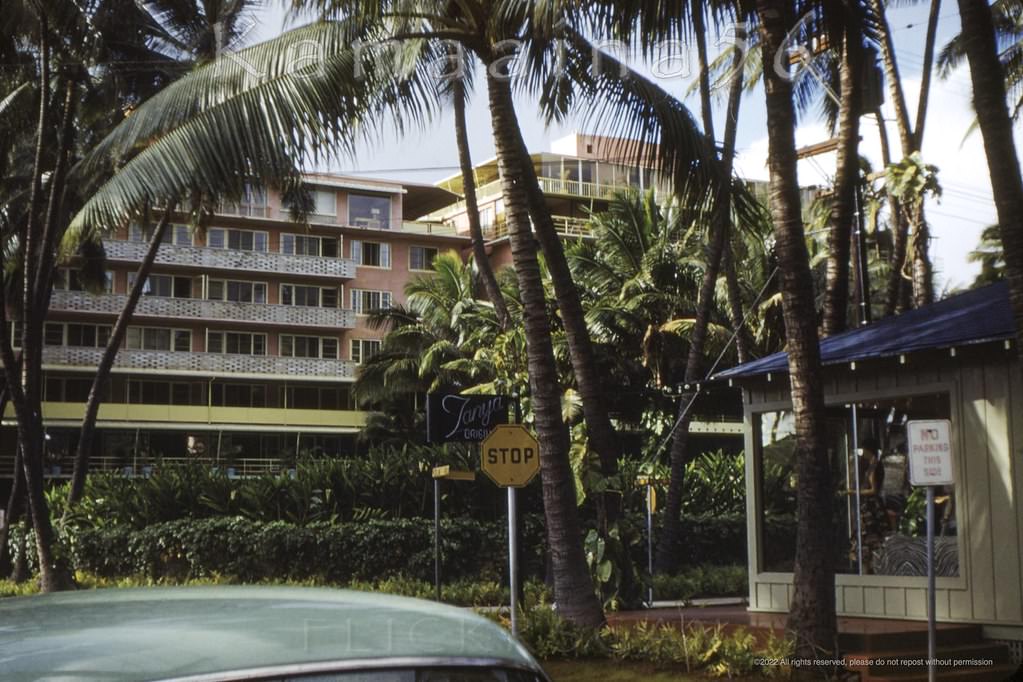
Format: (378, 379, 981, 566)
(927, 486, 936, 682)
(434, 478, 441, 602)
(646, 483, 654, 606)
(508, 486, 518, 636)
(853, 182, 872, 326)
(851, 403, 863, 575)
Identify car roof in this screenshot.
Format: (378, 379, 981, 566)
(0, 586, 542, 681)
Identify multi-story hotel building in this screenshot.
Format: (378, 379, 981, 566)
(1, 133, 751, 483)
(1, 174, 466, 478)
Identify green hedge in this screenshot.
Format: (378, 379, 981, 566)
(67, 516, 548, 584)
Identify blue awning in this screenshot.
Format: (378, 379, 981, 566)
(713, 282, 1014, 381)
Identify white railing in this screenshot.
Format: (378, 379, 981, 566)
(50, 290, 356, 329)
(2, 456, 292, 480)
(104, 240, 356, 280)
(39, 346, 357, 379)
(483, 215, 592, 240)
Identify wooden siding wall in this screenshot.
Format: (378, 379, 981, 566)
(742, 348, 1023, 627)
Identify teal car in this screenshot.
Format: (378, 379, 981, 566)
(0, 587, 550, 682)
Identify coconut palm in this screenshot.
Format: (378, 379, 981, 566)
(953, 0, 1023, 351)
(754, 0, 838, 660)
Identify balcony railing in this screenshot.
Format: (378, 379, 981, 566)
(483, 215, 592, 240)
(39, 346, 357, 380)
(51, 290, 356, 330)
(104, 240, 356, 280)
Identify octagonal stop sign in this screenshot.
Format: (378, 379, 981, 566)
(481, 424, 540, 487)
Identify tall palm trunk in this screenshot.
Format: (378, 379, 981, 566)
(499, 91, 621, 506)
(452, 71, 511, 330)
(0, 388, 19, 576)
(723, 241, 752, 363)
(66, 208, 175, 510)
(486, 70, 604, 628)
(756, 0, 836, 659)
(956, 0, 1023, 351)
(873, 0, 941, 310)
(822, 30, 863, 336)
(658, 39, 745, 572)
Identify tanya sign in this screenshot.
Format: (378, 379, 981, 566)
(426, 394, 512, 443)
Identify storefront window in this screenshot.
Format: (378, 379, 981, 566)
(757, 392, 958, 577)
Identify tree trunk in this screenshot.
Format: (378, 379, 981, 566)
(498, 87, 622, 509)
(872, 0, 914, 153)
(910, 203, 934, 306)
(0, 389, 19, 576)
(657, 29, 746, 573)
(956, 0, 1023, 352)
(486, 70, 604, 629)
(66, 208, 175, 511)
(452, 74, 512, 330)
(723, 241, 752, 364)
(756, 0, 837, 661)
(913, 0, 943, 151)
(822, 30, 863, 336)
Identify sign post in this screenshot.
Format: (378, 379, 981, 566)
(431, 466, 475, 602)
(481, 424, 540, 636)
(907, 419, 954, 682)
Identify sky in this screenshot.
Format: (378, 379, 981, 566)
(245, 5, 1000, 290)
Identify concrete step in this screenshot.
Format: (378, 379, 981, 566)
(844, 642, 1010, 677)
(862, 662, 1020, 682)
(839, 624, 984, 652)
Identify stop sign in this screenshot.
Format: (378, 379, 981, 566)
(480, 424, 540, 487)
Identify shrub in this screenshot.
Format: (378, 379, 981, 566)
(652, 565, 748, 602)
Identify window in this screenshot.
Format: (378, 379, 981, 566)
(280, 284, 338, 308)
(206, 331, 267, 356)
(350, 338, 381, 364)
(211, 383, 267, 407)
(350, 240, 391, 268)
(207, 228, 268, 252)
(130, 223, 192, 246)
(280, 335, 339, 359)
(348, 193, 392, 229)
(207, 279, 267, 304)
(47, 377, 107, 402)
(756, 393, 958, 577)
(125, 327, 191, 352)
(54, 269, 112, 293)
(7, 322, 22, 348)
(280, 234, 338, 257)
(44, 323, 112, 348)
(220, 183, 267, 217)
(311, 188, 337, 219)
(409, 246, 439, 271)
(349, 289, 392, 314)
(479, 205, 496, 232)
(286, 385, 352, 410)
(131, 273, 192, 298)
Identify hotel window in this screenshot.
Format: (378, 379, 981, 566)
(310, 189, 337, 219)
(479, 205, 496, 232)
(54, 269, 112, 293)
(280, 234, 339, 257)
(44, 323, 112, 348)
(130, 273, 193, 298)
(6, 322, 22, 348)
(47, 376, 108, 402)
(207, 279, 267, 304)
(348, 193, 392, 229)
(130, 223, 192, 246)
(206, 331, 267, 356)
(409, 246, 439, 271)
(280, 334, 339, 359)
(286, 385, 350, 410)
(125, 327, 191, 352)
(280, 284, 338, 308)
(350, 289, 392, 314)
(220, 183, 267, 217)
(350, 240, 390, 268)
(207, 227, 268, 252)
(211, 383, 267, 407)
(350, 338, 381, 364)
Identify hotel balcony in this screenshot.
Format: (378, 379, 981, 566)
(38, 346, 357, 381)
(50, 290, 356, 330)
(103, 240, 356, 281)
(483, 214, 592, 240)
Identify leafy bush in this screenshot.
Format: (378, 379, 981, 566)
(651, 565, 748, 602)
(66, 516, 547, 584)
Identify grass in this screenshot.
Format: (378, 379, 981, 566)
(541, 660, 705, 681)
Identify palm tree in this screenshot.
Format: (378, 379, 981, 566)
(755, 0, 836, 660)
(871, 0, 943, 311)
(954, 0, 1023, 351)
